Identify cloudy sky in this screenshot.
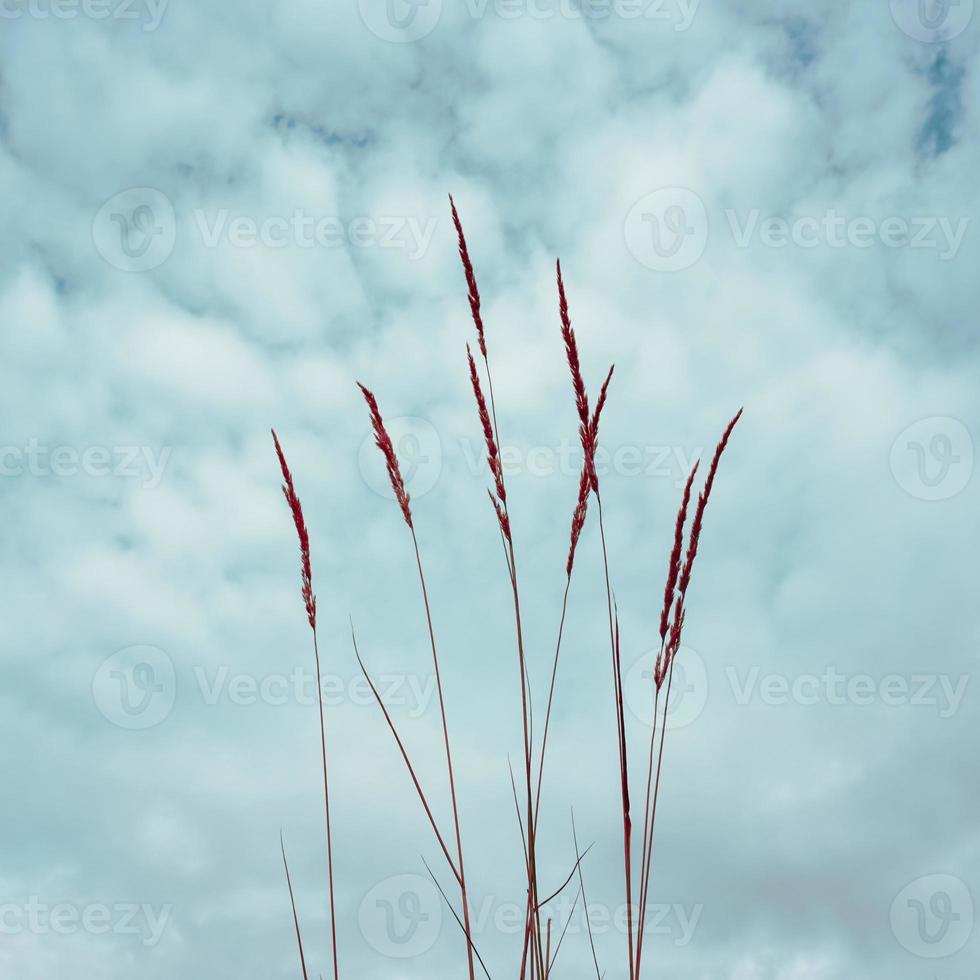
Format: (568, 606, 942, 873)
(1, 1, 979, 977)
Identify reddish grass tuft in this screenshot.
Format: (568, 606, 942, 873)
(450, 194, 487, 359)
(357, 383, 413, 529)
(659, 460, 700, 645)
(271, 431, 340, 980)
(272, 212, 743, 980)
(557, 260, 590, 436)
(567, 466, 591, 577)
(566, 365, 614, 575)
(272, 429, 316, 630)
(490, 490, 512, 543)
(467, 344, 507, 505)
(677, 408, 744, 599)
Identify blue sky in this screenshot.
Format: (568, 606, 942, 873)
(1, 1, 979, 978)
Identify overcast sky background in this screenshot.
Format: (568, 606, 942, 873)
(1, 1, 979, 978)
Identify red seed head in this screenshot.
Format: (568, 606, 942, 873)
(357, 383, 414, 530)
(676, 408, 742, 600)
(566, 465, 591, 577)
(449, 195, 487, 359)
(657, 408, 742, 686)
(467, 344, 506, 505)
(489, 489, 512, 543)
(655, 600, 685, 690)
(557, 259, 590, 440)
(659, 460, 700, 644)
(587, 364, 615, 493)
(271, 429, 317, 631)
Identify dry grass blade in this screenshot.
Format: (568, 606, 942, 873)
(422, 857, 495, 980)
(535, 842, 595, 909)
(350, 623, 462, 884)
(571, 812, 601, 980)
(280, 832, 309, 980)
(547, 885, 581, 976)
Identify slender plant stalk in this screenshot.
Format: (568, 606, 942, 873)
(453, 198, 545, 979)
(410, 528, 478, 980)
(311, 629, 340, 980)
(634, 411, 742, 979)
(272, 431, 339, 980)
(357, 384, 477, 980)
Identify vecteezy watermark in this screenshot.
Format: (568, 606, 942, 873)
(357, 874, 701, 959)
(726, 667, 970, 719)
(93, 188, 177, 273)
(0, 898, 172, 947)
(890, 0, 974, 42)
(625, 646, 709, 731)
(468, 896, 702, 944)
(890, 417, 974, 502)
(0, 0, 168, 30)
(624, 188, 709, 272)
(0, 441, 171, 489)
(891, 874, 974, 958)
(94, 655, 437, 730)
(625, 657, 971, 728)
(725, 210, 969, 261)
(359, 874, 443, 959)
(358, 0, 443, 42)
(192, 210, 438, 260)
(359, 416, 444, 503)
(193, 666, 437, 719)
(93, 189, 439, 272)
(462, 0, 700, 27)
(358, 419, 701, 503)
(624, 189, 971, 271)
(92, 645, 177, 730)
(358, 0, 699, 41)
(460, 439, 702, 486)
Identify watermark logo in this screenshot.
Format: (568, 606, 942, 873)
(890, 417, 973, 501)
(358, 874, 442, 958)
(460, 0, 700, 28)
(0, 440, 171, 489)
(192, 210, 437, 259)
(92, 645, 176, 730)
(359, 416, 443, 502)
(726, 666, 969, 717)
(891, 874, 974, 957)
(624, 188, 709, 272)
(93, 188, 176, 272)
(725, 210, 968, 260)
(193, 666, 436, 719)
(0, 898, 172, 947)
(890, 0, 974, 41)
(625, 646, 708, 730)
(0, 0, 169, 30)
(358, 0, 442, 42)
